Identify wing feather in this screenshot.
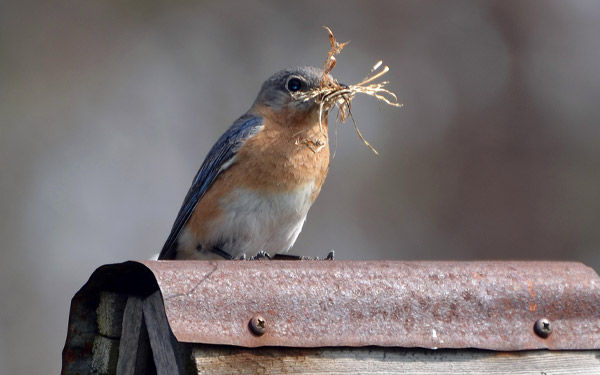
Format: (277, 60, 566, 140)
(158, 114, 264, 259)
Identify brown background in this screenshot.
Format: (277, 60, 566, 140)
(2, 1, 600, 373)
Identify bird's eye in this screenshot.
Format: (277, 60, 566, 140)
(287, 77, 302, 92)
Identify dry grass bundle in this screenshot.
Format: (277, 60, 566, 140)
(293, 27, 403, 154)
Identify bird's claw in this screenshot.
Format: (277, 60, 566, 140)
(249, 251, 272, 260)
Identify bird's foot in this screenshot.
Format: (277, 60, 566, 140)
(272, 250, 335, 261)
(248, 251, 273, 260)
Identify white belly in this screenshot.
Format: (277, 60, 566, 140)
(177, 182, 316, 259)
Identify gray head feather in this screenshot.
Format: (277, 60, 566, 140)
(252, 66, 325, 111)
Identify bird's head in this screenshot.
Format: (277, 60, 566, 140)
(252, 66, 345, 114)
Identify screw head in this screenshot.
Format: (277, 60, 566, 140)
(250, 314, 267, 336)
(534, 318, 552, 338)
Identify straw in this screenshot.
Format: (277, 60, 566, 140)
(292, 27, 403, 154)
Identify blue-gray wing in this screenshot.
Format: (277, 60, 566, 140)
(158, 114, 264, 259)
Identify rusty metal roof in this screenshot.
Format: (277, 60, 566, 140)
(65, 260, 600, 352)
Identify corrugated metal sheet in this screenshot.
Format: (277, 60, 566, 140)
(62, 259, 600, 371)
(139, 260, 600, 350)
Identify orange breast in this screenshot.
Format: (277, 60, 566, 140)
(234, 105, 330, 198)
(185, 105, 330, 245)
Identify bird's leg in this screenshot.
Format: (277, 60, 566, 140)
(208, 246, 236, 260)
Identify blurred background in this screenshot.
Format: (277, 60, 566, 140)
(2, 0, 600, 373)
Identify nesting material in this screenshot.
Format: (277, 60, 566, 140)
(293, 27, 403, 154)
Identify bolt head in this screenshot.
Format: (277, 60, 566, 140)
(534, 318, 552, 338)
(250, 314, 267, 336)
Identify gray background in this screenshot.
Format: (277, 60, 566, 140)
(2, 1, 600, 373)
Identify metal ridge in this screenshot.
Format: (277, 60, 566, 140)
(136, 260, 600, 350)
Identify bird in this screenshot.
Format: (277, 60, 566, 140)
(158, 66, 340, 260)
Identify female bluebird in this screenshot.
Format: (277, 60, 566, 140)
(159, 67, 336, 260)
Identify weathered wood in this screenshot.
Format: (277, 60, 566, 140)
(90, 335, 119, 374)
(135, 320, 157, 375)
(117, 296, 155, 375)
(97, 291, 128, 338)
(142, 291, 184, 375)
(192, 346, 600, 375)
(62, 286, 99, 375)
